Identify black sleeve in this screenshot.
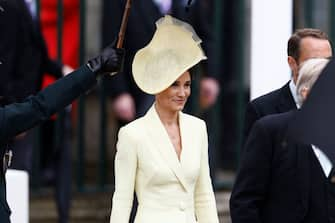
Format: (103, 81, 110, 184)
(0, 65, 96, 142)
(230, 120, 273, 223)
(43, 59, 63, 79)
(32, 20, 63, 79)
(39, 38, 63, 79)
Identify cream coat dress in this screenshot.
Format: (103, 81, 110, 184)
(109, 105, 219, 223)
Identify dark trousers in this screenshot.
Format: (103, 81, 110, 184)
(40, 113, 71, 223)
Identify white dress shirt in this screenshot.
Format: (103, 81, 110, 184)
(289, 79, 333, 177)
(311, 145, 333, 177)
(24, 0, 37, 18)
(153, 0, 172, 14)
(289, 79, 300, 109)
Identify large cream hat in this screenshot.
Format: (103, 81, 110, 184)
(132, 15, 207, 94)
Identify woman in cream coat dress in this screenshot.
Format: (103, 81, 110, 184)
(109, 15, 219, 223)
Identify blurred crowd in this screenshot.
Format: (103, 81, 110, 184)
(1, 0, 227, 222)
(3, 0, 334, 222)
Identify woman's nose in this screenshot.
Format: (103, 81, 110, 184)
(177, 87, 186, 96)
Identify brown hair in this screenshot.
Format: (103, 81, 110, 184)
(287, 28, 329, 60)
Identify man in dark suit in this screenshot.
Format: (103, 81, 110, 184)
(242, 28, 332, 145)
(230, 58, 334, 223)
(0, 7, 125, 219)
(0, 0, 65, 100)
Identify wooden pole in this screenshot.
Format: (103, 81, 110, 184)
(117, 0, 132, 48)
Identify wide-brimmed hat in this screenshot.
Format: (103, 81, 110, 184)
(132, 15, 207, 94)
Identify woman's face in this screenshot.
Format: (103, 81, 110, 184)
(155, 71, 191, 113)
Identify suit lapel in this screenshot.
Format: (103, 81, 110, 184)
(276, 82, 297, 113)
(144, 105, 189, 191)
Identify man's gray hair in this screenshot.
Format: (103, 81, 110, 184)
(296, 58, 329, 106)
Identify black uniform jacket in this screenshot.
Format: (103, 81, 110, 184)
(0, 65, 96, 222)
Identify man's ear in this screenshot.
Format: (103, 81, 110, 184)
(288, 56, 299, 83)
(287, 56, 297, 69)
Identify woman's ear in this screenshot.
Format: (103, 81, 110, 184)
(300, 86, 310, 102)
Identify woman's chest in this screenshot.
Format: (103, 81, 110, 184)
(136, 135, 203, 188)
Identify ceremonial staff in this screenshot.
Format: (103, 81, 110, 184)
(117, 0, 133, 48)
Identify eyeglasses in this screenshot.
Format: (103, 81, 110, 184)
(3, 146, 12, 174)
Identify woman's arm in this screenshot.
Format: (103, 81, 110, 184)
(194, 121, 219, 223)
(110, 126, 138, 223)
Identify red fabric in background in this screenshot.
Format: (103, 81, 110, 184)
(40, 0, 80, 119)
(40, 0, 79, 68)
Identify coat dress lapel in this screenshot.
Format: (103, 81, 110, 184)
(144, 105, 190, 192)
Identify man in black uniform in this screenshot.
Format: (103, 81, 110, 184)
(0, 28, 125, 223)
(0, 1, 74, 221)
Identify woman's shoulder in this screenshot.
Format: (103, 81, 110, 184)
(180, 112, 206, 128)
(117, 117, 146, 139)
(125, 116, 146, 128)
